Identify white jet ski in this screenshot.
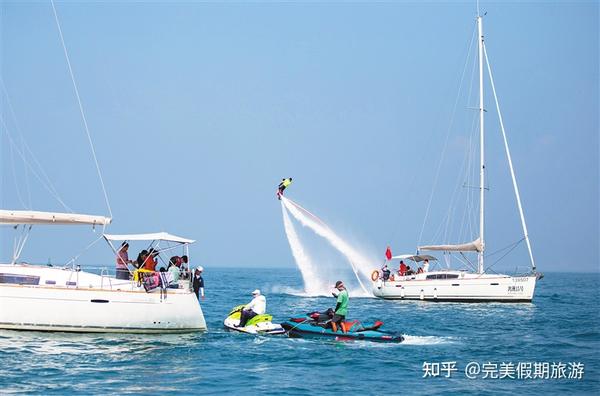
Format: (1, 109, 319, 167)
(223, 305, 285, 335)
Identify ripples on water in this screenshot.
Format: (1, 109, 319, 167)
(0, 270, 598, 395)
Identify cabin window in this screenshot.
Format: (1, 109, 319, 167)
(426, 274, 442, 279)
(426, 274, 459, 280)
(0, 273, 40, 285)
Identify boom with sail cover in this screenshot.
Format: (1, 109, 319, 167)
(0, 210, 111, 226)
(419, 238, 483, 253)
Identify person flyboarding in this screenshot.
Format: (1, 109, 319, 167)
(277, 177, 293, 200)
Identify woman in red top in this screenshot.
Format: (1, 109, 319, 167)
(143, 249, 159, 271)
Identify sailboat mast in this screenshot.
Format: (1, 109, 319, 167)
(477, 15, 485, 275)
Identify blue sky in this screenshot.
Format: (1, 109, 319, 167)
(0, 1, 598, 272)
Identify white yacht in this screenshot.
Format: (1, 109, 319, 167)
(372, 254, 537, 302)
(0, 210, 207, 332)
(0, 3, 207, 331)
(372, 13, 541, 302)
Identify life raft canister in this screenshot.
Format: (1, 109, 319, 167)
(371, 270, 380, 281)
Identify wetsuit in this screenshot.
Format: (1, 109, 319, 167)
(278, 178, 292, 197)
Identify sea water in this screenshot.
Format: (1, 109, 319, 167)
(0, 269, 598, 395)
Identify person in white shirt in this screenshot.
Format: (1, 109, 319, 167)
(423, 259, 430, 273)
(236, 289, 266, 327)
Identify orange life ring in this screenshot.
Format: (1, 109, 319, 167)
(371, 270, 380, 281)
(389, 274, 395, 282)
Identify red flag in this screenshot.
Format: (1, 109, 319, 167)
(385, 246, 392, 261)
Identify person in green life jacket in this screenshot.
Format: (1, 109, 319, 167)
(277, 177, 293, 200)
(331, 280, 349, 333)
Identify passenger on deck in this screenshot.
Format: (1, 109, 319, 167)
(381, 264, 391, 281)
(193, 266, 205, 300)
(143, 248, 158, 271)
(135, 250, 148, 269)
(236, 289, 266, 327)
(423, 259, 430, 273)
(115, 242, 132, 280)
(399, 260, 407, 276)
(181, 255, 191, 279)
(417, 267, 424, 274)
(168, 256, 182, 287)
(405, 266, 415, 276)
(168, 256, 180, 266)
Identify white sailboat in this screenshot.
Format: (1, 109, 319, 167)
(0, 214, 207, 332)
(0, 2, 206, 331)
(372, 13, 541, 302)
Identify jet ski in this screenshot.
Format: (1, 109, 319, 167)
(223, 305, 285, 335)
(281, 310, 404, 343)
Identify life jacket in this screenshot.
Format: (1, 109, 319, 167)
(144, 256, 157, 271)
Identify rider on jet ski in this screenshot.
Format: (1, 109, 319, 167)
(331, 280, 349, 333)
(236, 289, 266, 327)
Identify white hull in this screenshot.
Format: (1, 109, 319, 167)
(0, 264, 207, 333)
(223, 317, 285, 335)
(372, 270, 537, 302)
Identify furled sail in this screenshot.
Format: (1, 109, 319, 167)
(419, 237, 483, 253)
(0, 210, 111, 226)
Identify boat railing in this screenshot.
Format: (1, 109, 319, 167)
(20, 264, 194, 292)
(99, 267, 113, 290)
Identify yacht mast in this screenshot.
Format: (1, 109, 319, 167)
(477, 14, 485, 274)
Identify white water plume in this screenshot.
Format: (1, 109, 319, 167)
(281, 204, 330, 295)
(281, 197, 374, 296)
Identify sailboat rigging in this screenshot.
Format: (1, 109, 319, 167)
(0, 1, 207, 332)
(372, 11, 540, 302)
